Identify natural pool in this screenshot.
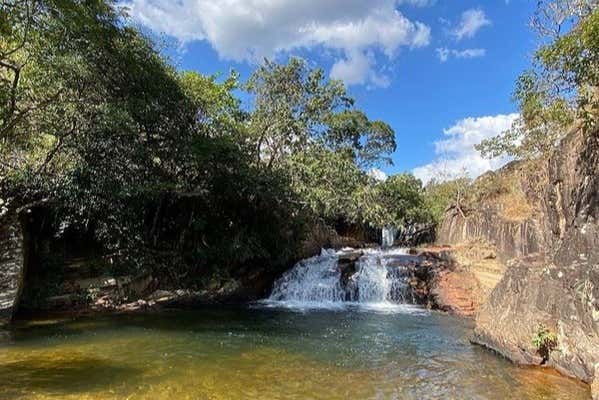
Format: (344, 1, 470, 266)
(0, 305, 591, 400)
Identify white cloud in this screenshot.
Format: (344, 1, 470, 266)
(412, 114, 519, 184)
(368, 168, 388, 181)
(122, 0, 431, 88)
(451, 8, 491, 41)
(330, 51, 391, 88)
(436, 47, 486, 62)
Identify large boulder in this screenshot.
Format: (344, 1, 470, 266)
(473, 257, 599, 382)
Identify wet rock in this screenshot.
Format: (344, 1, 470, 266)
(338, 250, 363, 291)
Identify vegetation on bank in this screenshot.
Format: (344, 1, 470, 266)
(0, 0, 434, 289)
(477, 0, 598, 160)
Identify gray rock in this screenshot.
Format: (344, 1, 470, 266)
(0, 212, 25, 323)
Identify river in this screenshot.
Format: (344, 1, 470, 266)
(0, 305, 590, 400)
(0, 247, 591, 399)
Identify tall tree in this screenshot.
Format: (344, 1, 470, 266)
(246, 58, 396, 169)
(476, 0, 598, 159)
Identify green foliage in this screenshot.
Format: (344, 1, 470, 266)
(245, 58, 396, 169)
(324, 110, 396, 167)
(287, 145, 367, 224)
(376, 174, 431, 228)
(0, 0, 438, 292)
(477, 2, 598, 160)
(532, 324, 558, 360)
(179, 70, 246, 138)
(424, 177, 472, 222)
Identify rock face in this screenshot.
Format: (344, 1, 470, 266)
(474, 256, 598, 381)
(0, 213, 25, 324)
(438, 207, 542, 261)
(457, 127, 599, 388)
(393, 249, 482, 317)
(429, 267, 480, 317)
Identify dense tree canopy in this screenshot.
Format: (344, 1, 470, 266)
(0, 0, 436, 289)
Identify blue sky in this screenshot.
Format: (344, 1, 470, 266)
(123, 0, 538, 182)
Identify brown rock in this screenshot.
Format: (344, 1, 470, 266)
(430, 269, 480, 317)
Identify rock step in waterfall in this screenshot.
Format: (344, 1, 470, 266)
(266, 247, 417, 308)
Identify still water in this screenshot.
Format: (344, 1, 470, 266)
(0, 306, 590, 400)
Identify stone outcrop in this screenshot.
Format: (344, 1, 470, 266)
(408, 249, 483, 317)
(442, 127, 599, 392)
(437, 159, 548, 262)
(0, 212, 25, 324)
(475, 256, 598, 381)
(438, 207, 542, 261)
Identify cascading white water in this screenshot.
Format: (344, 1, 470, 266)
(381, 226, 397, 248)
(266, 247, 415, 309)
(268, 249, 345, 304)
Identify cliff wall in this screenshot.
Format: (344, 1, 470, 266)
(438, 127, 598, 395)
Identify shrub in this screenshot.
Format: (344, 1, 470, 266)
(532, 324, 558, 361)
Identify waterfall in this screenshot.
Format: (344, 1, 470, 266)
(381, 226, 396, 248)
(353, 251, 413, 303)
(265, 248, 415, 309)
(268, 249, 345, 304)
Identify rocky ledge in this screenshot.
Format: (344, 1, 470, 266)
(473, 256, 598, 383)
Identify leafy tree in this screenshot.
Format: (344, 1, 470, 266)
(286, 145, 367, 224)
(246, 58, 396, 169)
(477, 0, 598, 159)
(179, 70, 246, 139)
(324, 110, 396, 167)
(0, 0, 440, 295)
(376, 174, 431, 228)
(424, 176, 472, 222)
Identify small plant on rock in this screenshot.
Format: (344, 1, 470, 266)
(532, 324, 557, 362)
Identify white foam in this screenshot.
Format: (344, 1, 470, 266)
(264, 247, 424, 314)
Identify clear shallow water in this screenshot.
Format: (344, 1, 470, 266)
(0, 306, 590, 400)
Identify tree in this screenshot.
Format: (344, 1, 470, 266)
(424, 176, 472, 222)
(245, 58, 396, 169)
(376, 174, 431, 228)
(476, 0, 598, 160)
(324, 110, 396, 167)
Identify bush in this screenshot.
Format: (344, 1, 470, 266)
(532, 324, 557, 361)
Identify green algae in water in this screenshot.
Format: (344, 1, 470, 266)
(0, 307, 591, 400)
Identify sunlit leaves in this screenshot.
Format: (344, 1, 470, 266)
(477, 2, 598, 160)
